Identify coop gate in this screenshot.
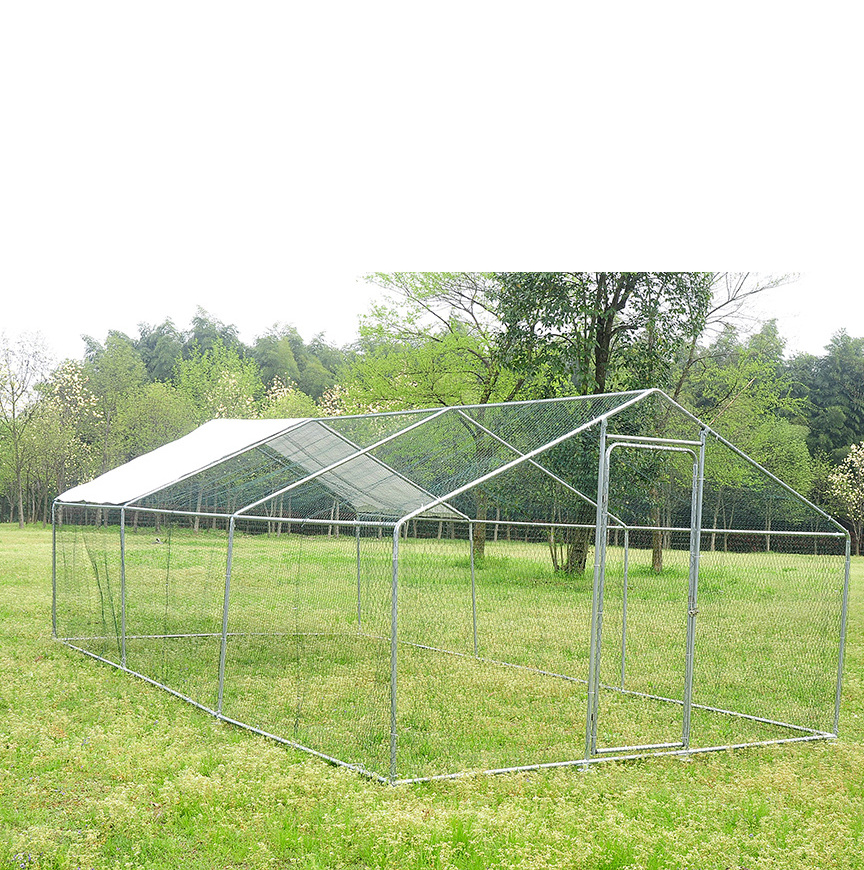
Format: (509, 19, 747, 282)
(586, 428, 706, 760)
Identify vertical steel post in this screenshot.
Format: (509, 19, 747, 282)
(469, 522, 478, 656)
(356, 523, 362, 631)
(682, 429, 706, 748)
(834, 536, 852, 735)
(390, 522, 401, 782)
(217, 516, 236, 716)
(51, 501, 57, 639)
(120, 507, 127, 669)
(620, 528, 629, 690)
(585, 419, 608, 762)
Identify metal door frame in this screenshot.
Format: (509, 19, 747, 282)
(585, 422, 706, 760)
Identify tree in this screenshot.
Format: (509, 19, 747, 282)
(134, 319, 185, 381)
(493, 273, 714, 571)
(829, 442, 864, 556)
(0, 332, 52, 527)
(252, 324, 344, 401)
(494, 272, 716, 396)
(749, 417, 814, 550)
(686, 322, 810, 551)
(787, 331, 864, 464)
(260, 377, 318, 418)
(27, 360, 102, 519)
(340, 273, 541, 559)
(344, 272, 531, 412)
(185, 307, 245, 357)
(252, 324, 303, 387)
(116, 381, 197, 457)
(82, 332, 148, 473)
(174, 341, 263, 422)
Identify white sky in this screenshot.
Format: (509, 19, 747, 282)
(0, 270, 857, 366)
(2, 4, 861, 366)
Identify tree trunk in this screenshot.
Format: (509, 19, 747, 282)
(194, 489, 202, 533)
(651, 495, 663, 574)
(651, 504, 663, 574)
(16, 476, 24, 529)
(548, 525, 560, 572)
(473, 496, 487, 561)
(565, 526, 591, 573)
(711, 498, 720, 552)
(652, 530, 663, 573)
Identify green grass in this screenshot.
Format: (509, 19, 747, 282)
(52, 524, 850, 779)
(2, 523, 864, 868)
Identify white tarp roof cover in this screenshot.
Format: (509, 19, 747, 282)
(58, 419, 303, 506)
(57, 417, 461, 519)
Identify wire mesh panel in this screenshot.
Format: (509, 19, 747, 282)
(54, 505, 123, 664)
(219, 521, 394, 775)
(391, 518, 596, 781)
(122, 515, 227, 709)
(693, 534, 845, 739)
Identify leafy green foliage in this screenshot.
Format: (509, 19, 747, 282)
(788, 331, 864, 463)
(82, 332, 148, 473)
(259, 377, 319, 418)
(0, 277, 861, 534)
(494, 272, 714, 395)
(332, 273, 535, 414)
(24, 360, 102, 521)
(830, 442, 864, 554)
(134, 318, 185, 381)
(0, 306, 351, 518)
(0, 331, 52, 526)
(173, 341, 263, 422)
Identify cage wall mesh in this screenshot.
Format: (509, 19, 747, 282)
(53, 391, 851, 782)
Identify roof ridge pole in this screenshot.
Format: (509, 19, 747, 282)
(217, 516, 236, 716)
(584, 418, 609, 766)
(331, 389, 647, 419)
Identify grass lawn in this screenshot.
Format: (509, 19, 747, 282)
(2, 523, 863, 868)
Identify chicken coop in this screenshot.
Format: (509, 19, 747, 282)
(52, 390, 851, 783)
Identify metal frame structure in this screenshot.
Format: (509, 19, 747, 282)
(52, 390, 852, 784)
